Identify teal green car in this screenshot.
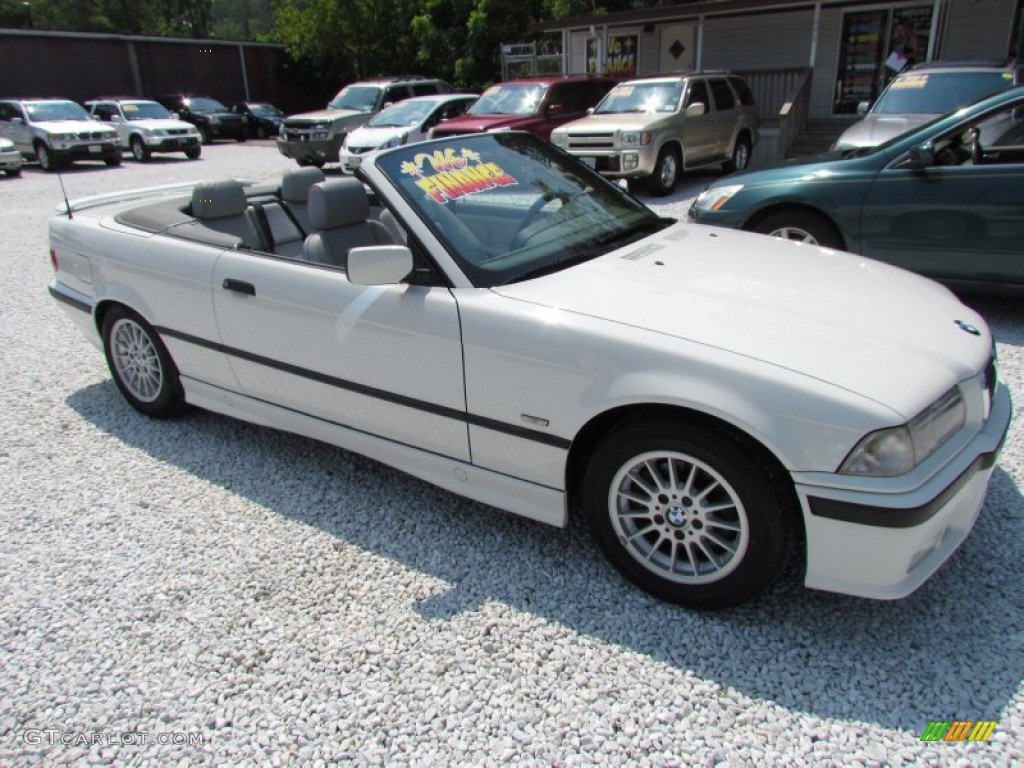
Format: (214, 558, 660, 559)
(690, 86, 1024, 293)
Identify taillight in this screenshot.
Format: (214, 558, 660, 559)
(49, 248, 58, 271)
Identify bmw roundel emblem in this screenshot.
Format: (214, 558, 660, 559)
(954, 320, 981, 336)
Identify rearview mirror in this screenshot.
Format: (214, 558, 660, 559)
(347, 245, 414, 285)
(685, 102, 706, 117)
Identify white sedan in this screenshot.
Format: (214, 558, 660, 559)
(48, 132, 1011, 608)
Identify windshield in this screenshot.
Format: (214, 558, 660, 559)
(26, 101, 90, 122)
(249, 103, 282, 116)
(122, 102, 174, 120)
(595, 82, 683, 114)
(368, 100, 435, 128)
(468, 84, 547, 116)
(376, 133, 669, 287)
(329, 86, 382, 112)
(187, 97, 228, 113)
(872, 72, 1014, 115)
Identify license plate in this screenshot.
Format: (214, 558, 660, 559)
(580, 156, 597, 169)
(88, 145, 101, 153)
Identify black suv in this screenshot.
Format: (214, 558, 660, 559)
(277, 75, 454, 167)
(156, 95, 246, 144)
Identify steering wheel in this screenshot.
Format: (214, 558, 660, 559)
(513, 192, 569, 249)
(964, 128, 983, 165)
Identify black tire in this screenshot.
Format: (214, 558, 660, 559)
(751, 209, 844, 249)
(236, 132, 247, 143)
(102, 306, 184, 418)
(647, 145, 680, 196)
(198, 126, 211, 145)
(582, 418, 792, 609)
(130, 136, 150, 162)
(255, 124, 268, 140)
(35, 142, 58, 172)
(104, 150, 123, 167)
(185, 146, 202, 160)
(5, 167, 21, 177)
(723, 135, 752, 172)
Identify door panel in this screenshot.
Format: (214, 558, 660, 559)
(681, 79, 717, 165)
(212, 251, 470, 460)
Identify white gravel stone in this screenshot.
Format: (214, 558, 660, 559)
(0, 145, 1021, 767)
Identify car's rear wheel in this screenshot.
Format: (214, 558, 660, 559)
(723, 135, 752, 172)
(752, 209, 844, 250)
(647, 146, 680, 196)
(185, 146, 201, 160)
(35, 142, 58, 172)
(582, 418, 791, 609)
(130, 136, 150, 162)
(102, 306, 184, 418)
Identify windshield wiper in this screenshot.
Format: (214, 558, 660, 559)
(502, 218, 670, 284)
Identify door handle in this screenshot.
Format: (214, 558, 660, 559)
(222, 278, 256, 295)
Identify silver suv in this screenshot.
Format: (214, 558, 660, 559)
(277, 75, 454, 168)
(0, 98, 121, 171)
(551, 72, 759, 195)
(87, 99, 202, 161)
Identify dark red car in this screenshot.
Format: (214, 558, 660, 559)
(429, 74, 617, 142)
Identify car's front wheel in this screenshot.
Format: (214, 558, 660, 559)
(751, 209, 844, 250)
(35, 142, 58, 172)
(102, 306, 184, 418)
(582, 418, 791, 609)
(647, 146, 680, 196)
(256, 124, 268, 140)
(105, 150, 123, 167)
(130, 136, 150, 162)
(185, 146, 201, 160)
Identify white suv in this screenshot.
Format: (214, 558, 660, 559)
(0, 98, 121, 171)
(87, 99, 202, 161)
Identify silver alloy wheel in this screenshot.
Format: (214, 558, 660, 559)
(608, 450, 749, 584)
(37, 144, 51, 170)
(733, 142, 750, 169)
(110, 318, 163, 403)
(131, 137, 147, 161)
(768, 226, 819, 244)
(658, 152, 677, 189)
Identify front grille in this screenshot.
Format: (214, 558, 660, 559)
(167, 129, 188, 136)
(77, 131, 107, 140)
(566, 132, 615, 150)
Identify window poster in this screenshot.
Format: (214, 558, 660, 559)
(606, 34, 638, 78)
(834, 10, 887, 114)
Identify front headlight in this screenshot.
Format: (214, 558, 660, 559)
(52, 133, 76, 141)
(380, 133, 407, 149)
(551, 132, 568, 148)
(840, 387, 965, 477)
(620, 131, 652, 147)
(693, 184, 745, 212)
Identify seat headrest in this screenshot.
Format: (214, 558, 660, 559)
(192, 179, 248, 219)
(280, 166, 327, 202)
(308, 178, 370, 231)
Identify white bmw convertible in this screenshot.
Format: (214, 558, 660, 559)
(48, 132, 1011, 608)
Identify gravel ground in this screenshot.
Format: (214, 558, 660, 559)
(1, 145, 1022, 767)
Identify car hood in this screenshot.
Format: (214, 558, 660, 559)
(286, 108, 364, 123)
(556, 112, 666, 132)
(346, 125, 407, 147)
(128, 119, 196, 131)
(34, 120, 117, 135)
(491, 222, 989, 418)
(834, 114, 935, 149)
(435, 114, 534, 133)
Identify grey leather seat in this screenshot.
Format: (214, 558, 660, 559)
(185, 179, 264, 249)
(302, 179, 396, 268)
(279, 166, 326, 235)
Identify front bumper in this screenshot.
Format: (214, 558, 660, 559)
(145, 135, 200, 151)
(563, 146, 658, 179)
(277, 136, 342, 164)
(0, 150, 21, 171)
(50, 141, 120, 162)
(798, 382, 1012, 599)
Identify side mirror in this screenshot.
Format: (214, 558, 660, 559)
(856, 101, 871, 116)
(11, 117, 24, 125)
(586, 107, 595, 116)
(685, 102, 706, 117)
(347, 245, 414, 285)
(111, 115, 124, 123)
(906, 142, 935, 168)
